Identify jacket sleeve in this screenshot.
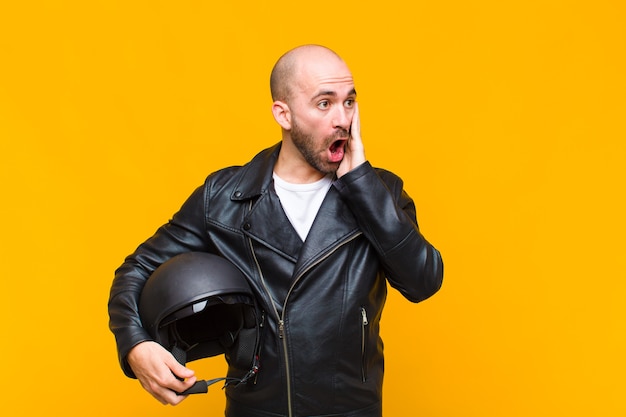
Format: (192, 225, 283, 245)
(107, 182, 211, 377)
(333, 162, 443, 303)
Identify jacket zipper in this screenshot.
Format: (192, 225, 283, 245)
(254, 311, 265, 385)
(248, 231, 362, 417)
(360, 306, 369, 382)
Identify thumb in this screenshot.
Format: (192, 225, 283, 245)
(166, 354, 195, 379)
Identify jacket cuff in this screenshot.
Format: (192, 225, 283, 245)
(333, 161, 372, 192)
(115, 328, 153, 378)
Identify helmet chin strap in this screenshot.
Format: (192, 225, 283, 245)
(169, 330, 261, 396)
(169, 343, 226, 395)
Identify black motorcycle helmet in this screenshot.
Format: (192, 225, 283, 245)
(139, 252, 261, 393)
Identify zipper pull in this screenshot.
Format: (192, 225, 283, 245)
(278, 319, 285, 338)
(361, 307, 369, 326)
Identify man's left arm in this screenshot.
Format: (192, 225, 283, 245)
(334, 104, 443, 302)
(335, 161, 443, 302)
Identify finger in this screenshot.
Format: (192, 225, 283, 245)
(162, 357, 197, 394)
(350, 103, 361, 142)
(153, 384, 189, 405)
(147, 373, 197, 405)
(169, 374, 198, 395)
(166, 354, 196, 380)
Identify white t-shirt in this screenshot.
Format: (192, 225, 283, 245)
(272, 173, 334, 241)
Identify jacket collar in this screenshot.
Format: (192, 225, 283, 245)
(230, 143, 281, 201)
(235, 143, 361, 272)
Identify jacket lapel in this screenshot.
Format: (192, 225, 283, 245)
(231, 143, 301, 260)
(293, 186, 361, 278)
(243, 188, 303, 262)
(232, 143, 361, 274)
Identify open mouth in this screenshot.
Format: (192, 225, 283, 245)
(329, 139, 347, 162)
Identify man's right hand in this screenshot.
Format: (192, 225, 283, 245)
(127, 341, 197, 405)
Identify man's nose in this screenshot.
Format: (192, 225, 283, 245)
(333, 106, 351, 130)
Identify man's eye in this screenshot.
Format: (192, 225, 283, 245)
(318, 100, 330, 109)
(345, 99, 355, 108)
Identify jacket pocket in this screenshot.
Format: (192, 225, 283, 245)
(360, 306, 369, 382)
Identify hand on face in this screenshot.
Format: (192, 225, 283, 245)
(337, 103, 366, 178)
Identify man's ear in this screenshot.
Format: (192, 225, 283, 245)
(271, 101, 291, 130)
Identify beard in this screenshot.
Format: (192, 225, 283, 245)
(290, 117, 349, 175)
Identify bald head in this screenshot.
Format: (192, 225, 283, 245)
(270, 45, 345, 102)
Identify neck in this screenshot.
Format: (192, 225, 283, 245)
(274, 140, 326, 184)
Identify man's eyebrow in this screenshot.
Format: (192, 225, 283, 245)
(312, 90, 337, 100)
(311, 88, 358, 101)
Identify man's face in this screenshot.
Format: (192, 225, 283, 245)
(286, 58, 357, 175)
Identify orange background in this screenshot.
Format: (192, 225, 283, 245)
(1, 1, 624, 416)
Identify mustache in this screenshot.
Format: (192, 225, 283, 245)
(330, 128, 350, 141)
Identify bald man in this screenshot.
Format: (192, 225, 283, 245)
(109, 45, 443, 417)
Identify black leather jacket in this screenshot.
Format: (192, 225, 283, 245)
(108, 143, 443, 417)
